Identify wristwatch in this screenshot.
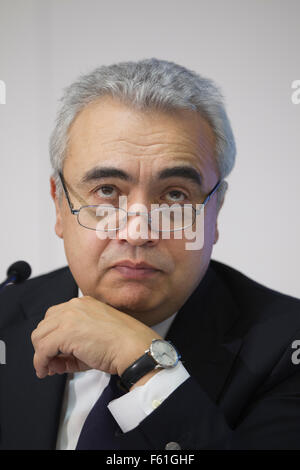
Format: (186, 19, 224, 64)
(119, 339, 181, 391)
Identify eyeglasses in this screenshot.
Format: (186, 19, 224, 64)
(58, 171, 222, 233)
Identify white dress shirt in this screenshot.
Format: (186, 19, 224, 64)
(55, 291, 190, 450)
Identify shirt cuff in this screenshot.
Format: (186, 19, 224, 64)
(107, 361, 190, 433)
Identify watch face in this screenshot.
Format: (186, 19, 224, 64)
(150, 340, 179, 367)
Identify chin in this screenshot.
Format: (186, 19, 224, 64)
(99, 282, 158, 314)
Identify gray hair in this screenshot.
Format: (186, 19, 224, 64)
(50, 58, 236, 210)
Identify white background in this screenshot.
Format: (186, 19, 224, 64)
(0, 0, 299, 298)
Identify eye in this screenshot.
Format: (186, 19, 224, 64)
(94, 185, 118, 199)
(165, 190, 188, 203)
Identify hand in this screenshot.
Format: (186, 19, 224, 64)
(31, 296, 163, 380)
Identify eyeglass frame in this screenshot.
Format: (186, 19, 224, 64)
(58, 171, 222, 232)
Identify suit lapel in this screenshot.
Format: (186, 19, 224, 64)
(0, 267, 78, 449)
(166, 261, 243, 404)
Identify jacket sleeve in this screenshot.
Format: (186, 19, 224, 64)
(112, 354, 300, 450)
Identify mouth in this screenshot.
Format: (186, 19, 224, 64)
(111, 260, 161, 280)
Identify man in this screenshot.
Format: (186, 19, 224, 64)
(1, 58, 300, 450)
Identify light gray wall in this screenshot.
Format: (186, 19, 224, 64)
(0, 0, 299, 298)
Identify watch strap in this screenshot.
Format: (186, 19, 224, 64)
(119, 352, 158, 391)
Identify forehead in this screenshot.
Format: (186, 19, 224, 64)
(64, 96, 218, 184)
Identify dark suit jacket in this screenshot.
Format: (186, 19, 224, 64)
(1, 259, 300, 450)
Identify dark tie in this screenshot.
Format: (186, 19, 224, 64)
(76, 374, 126, 450)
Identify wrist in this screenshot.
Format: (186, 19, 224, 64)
(119, 339, 181, 392)
(116, 336, 163, 377)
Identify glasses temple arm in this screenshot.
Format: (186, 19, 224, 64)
(202, 180, 222, 206)
(58, 172, 76, 213)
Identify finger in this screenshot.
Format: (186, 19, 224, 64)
(47, 355, 70, 375)
(47, 355, 90, 375)
(31, 305, 82, 346)
(33, 331, 68, 378)
(31, 318, 60, 347)
(44, 304, 63, 319)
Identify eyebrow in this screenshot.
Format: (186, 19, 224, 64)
(158, 166, 202, 187)
(80, 165, 203, 188)
(80, 167, 134, 184)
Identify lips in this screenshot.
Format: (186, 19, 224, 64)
(111, 260, 161, 279)
(112, 260, 159, 270)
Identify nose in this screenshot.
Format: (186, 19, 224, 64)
(116, 211, 160, 247)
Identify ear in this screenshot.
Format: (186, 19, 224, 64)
(213, 225, 219, 245)
(213, 193, 225, 245)
(50, 176, 64, 239)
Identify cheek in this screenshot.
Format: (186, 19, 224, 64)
(166, 238, 203, 275)
(167, 211, 217, 277)
(203, 207, 218, 245)
(63, 224, 108, 268)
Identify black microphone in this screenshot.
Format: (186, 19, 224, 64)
(0, 261, 32, 292)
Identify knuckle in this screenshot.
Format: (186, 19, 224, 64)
(35, 340, 46, 355)
(45, 306, 55, 318)
(31, 330, 37, 343)
(33, 354, 39, 369)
